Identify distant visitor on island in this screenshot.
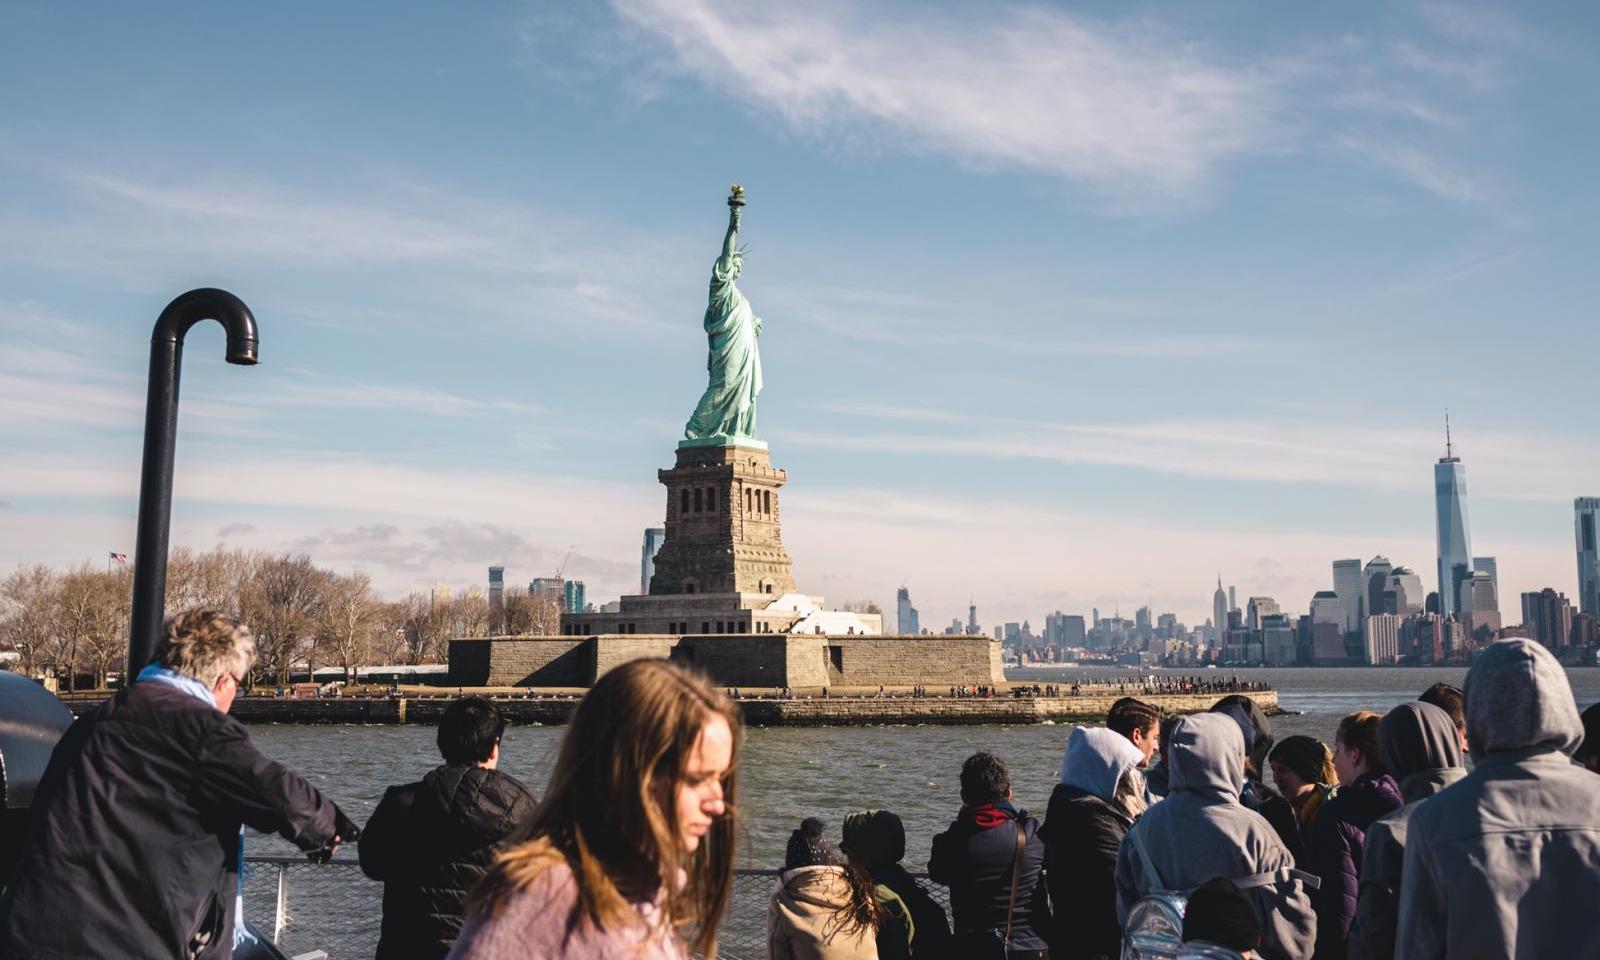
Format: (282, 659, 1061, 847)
(683, 184, 765, 449)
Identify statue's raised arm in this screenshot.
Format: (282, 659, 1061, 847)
(682, 185, 765, 449)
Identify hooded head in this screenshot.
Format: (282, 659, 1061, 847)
(1464, 639, 1583, 762)
(1212, 695, 1274, 782)
(1378, 701, 1464, 801)
(1059, 725, 1145, 803)
(1168, 713, 1247, 802)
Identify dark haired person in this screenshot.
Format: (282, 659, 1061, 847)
(1417, 682, 1468, 755)
(1107, 696, 1163, 766)
(0, 609, 349, 960)
(360, 696, 536, 960)
(928, 752, 1050, 959)
(1305, 711, 1400, 960)
(1212, 694, 1303, 864)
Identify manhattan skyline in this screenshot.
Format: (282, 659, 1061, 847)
(3, 2, 1599, 628)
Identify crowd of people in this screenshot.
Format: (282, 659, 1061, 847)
(1, 607, 1598, 960)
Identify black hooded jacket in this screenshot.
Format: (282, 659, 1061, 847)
(359, 764, 536, 960)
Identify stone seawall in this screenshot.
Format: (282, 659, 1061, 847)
(206, 689, 1277, 726)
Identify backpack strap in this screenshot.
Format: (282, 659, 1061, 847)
(1003, 819, 1025, 946)
(1127, 824, 1165, 890)
(1232, 867, 1321, 892)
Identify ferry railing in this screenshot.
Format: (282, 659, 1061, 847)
(243, 856, 951, 960)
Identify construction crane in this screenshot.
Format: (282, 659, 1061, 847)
(555, 546, 574, 581)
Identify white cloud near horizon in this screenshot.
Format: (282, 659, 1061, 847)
(793, 401, 1600, 504)
(611, 0, 1280, 197)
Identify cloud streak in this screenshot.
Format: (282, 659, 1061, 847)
(612, 0, 1279, 196)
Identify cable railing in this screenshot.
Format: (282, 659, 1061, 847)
(242, 856, 951, 960)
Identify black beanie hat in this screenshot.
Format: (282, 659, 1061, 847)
(784, 817, 838, 870)
(1182, 877, 1262, 951)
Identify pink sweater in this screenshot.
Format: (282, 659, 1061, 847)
(446, 862, 687, 960)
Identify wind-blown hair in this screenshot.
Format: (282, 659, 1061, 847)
(158, 608, 255, 686)
(469, 659, 740, 957)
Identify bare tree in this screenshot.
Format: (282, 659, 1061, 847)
(242, 554, 328, 686)
(0, 564, 61, 678)
(497, 592, 562, 636)
(316, 572, 379, 682)
(54, 564, 129, 690)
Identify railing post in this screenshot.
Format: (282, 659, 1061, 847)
(274, 863, 289, 944)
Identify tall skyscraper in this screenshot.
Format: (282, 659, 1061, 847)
(1333, 559, 1363, 634)
(1213, 577, 1228, 650)
(1473, 556, 1498, 607)
(1362, 556, 1393, 620)
(641, 527, 667, 594)
(488, 565, 505, 612)
(1247, 597, 1280, 632)
(562, 579, 586, 615)
(1522, 588, 1574, 651)
(1365, 613, 1402, 665)
(1386, 567, 1426, 617)
(1435, 419, 1473, 618)
(1228, 586, 1237, 614)
(968, 600, 979, 635)
(1576, 498, 1600, 615)
(1465, 571, 1501, 642)
(896, 586, 920, 635)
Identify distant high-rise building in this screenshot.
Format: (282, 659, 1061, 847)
(1363, 556, 1393, 621)
(529, 577, 563, 602)
(1576, 498, 1600, 616)
(967, 601, 979, 635)
(1261, 614, 1297, 666)
(1465, 571, 1501, 642)
(1213, 578, 1228, 650)
(1228, 586, 1237, 615)
(562, 579, 585, 615)
(1333, 559, 1363, 635)
(1310, 590, 1343, 625)
(896, 586, 920, 635)
(1003, 622, 1022, 645)
(993, 625, 1003, 641)
(1247, 597, 1280, 632)
(1135, 606, 1151, 630)
(641, 527, 667, 594)
(488, 566, 505, 611)
(1385, 567, 1425, 617)
(1365, 613, 1401, 665)
(1400, 612, 1444, 664)
(1435, 419, 1474, 618)
(1522, 588, 1574, 651)
(430, 582, 453, 609)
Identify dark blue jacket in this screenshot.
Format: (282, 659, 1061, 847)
(928, 801, 1051, 952)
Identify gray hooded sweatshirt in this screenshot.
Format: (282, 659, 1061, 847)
(1346, 701, 1465, 960)
(1396, 639, 1600, 959)
(1115, 713, 1316, 960)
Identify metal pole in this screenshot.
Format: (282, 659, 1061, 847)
(127, 289, 258, 677)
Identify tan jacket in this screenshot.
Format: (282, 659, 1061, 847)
(767, 866, 880, 960)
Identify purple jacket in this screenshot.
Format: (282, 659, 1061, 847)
(1306, 772, 1401, 960)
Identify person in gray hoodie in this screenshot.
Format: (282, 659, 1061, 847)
(1115, 713, 1317, 960)
(1345, 701, 1465, 960)
(1396, 639, 1600, 959)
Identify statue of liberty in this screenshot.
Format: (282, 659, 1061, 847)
(682, 185, 765, 448)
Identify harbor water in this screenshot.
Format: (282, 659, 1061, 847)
(250, 666, 1600, 869)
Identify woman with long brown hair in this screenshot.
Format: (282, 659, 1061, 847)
(448, 659, 739, 959)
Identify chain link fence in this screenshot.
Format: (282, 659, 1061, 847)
(242, 858, 951, 960)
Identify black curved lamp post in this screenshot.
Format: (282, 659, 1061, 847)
(126, 289, 258, 677)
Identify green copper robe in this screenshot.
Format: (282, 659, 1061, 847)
(684, 224, 762, 444)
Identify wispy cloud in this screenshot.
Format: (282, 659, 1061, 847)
(1336, 135, 1500, 209)
(794, 402, 1600, 502)
(611, 0, 1280, 197)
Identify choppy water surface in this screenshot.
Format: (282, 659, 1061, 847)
(251, 666, 1600, 868)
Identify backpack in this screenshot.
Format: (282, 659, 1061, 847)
(1120, 825, 1318, 960)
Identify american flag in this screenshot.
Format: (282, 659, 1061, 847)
(109, 552, 128, 565)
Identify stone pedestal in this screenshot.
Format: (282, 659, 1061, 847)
(648, 443, 796, 596)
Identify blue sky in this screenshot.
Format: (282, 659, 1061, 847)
(3, 1, 1597, 628)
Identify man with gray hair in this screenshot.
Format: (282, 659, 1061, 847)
(0, 608, 353, 960)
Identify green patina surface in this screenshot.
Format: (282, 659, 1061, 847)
(682, 186, 765, 448)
